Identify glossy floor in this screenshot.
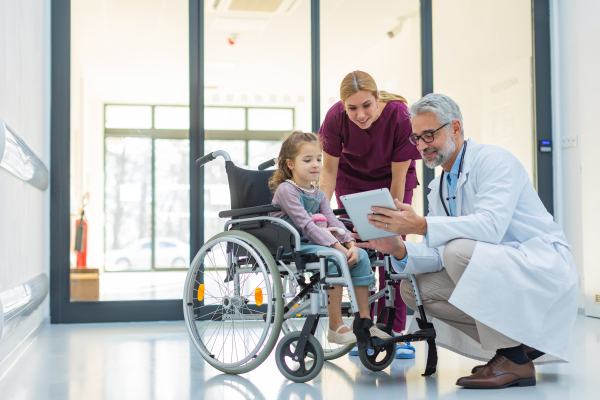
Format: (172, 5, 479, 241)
(0, 314, 598, 400)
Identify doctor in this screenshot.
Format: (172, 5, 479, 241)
(353, 93, 578, 389)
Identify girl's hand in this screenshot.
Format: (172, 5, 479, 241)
(333, 242, 350, 258)
(346, 246, 360, 266)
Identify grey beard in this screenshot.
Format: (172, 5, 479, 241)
(422, 133, 456, 168)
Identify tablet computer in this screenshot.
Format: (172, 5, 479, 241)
(339, 188, 399, 241)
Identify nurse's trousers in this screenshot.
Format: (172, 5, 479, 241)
(400, 239, 520, 351)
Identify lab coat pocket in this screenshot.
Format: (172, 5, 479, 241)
(517, 237, 569, 282)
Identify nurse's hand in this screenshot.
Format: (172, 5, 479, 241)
(368, 199, 427, 236)
(351, 230, 407, 260)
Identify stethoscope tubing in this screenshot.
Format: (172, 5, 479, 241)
(439, 141, 468, 217)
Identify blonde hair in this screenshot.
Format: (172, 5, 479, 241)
(269, 131, 322, 193)
(340, 71, 407, 105)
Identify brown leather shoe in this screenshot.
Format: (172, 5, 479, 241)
(470, 345, 543, 374)
(457, 354, 536, 389)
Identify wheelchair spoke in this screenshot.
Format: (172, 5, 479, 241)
(195, 306, 222, 322)
(217, 319, 235, 361)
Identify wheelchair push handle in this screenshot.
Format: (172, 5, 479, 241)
(195, 153, 215, 168)
(258, 158, 277, 171)
(195, 150, 232, 168)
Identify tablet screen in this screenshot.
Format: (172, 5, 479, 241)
(339, 188, 399, 241)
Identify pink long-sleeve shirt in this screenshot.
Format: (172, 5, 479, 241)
(271, 183, 353, 247)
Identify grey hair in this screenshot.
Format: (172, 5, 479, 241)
(409, 93, 464, 137)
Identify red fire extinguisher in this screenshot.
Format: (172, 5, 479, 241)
(74, 194, 89, 268)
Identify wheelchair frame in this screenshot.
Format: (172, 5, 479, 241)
(184, 150, 437, 383)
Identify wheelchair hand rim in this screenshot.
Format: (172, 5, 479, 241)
(183, 235, 275, 369)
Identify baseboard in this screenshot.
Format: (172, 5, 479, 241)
(0, 317, 45, 381)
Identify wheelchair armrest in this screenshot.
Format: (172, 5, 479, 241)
(332, 208, 347, 216)
(218, 204, 281, 219)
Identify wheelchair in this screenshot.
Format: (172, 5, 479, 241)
(183, 150, 437, 383)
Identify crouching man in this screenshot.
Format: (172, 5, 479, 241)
(354, 93, 578, 389)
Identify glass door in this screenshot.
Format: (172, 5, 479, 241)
(64, 0, 191, 320)
(56, 0, 313, 322)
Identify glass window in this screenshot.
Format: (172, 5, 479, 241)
(204, 108, 245, 131)
(154, 106, 190, 129)
(105, 105, 153, 129)
(155, 139, 190, 269)
(104, 137, 152, 272)
(248, 140, 283, 169)
(247, 108, 293, 131)
(432, 0, 534, 182)
(204, 1, 311, 132)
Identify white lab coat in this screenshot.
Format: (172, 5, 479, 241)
(395, 139, 578, 364)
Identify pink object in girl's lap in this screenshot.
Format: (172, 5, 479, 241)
(312, 213, 346, 238)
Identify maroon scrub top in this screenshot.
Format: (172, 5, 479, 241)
(319, 100, 421, 191)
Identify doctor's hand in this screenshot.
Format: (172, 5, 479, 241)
(351, 230, 407, 260)
(368, 199, 428, 236)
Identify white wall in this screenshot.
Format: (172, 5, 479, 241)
(552, 0, 600, 316)
(0, 0, 51, 367)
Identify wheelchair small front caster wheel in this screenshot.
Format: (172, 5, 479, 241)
(358, 323, 396, 371)
(276, 331, 324, 383)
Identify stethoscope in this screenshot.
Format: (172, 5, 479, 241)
(439, 141, 468, 217)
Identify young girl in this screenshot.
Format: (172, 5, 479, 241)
(269, 131, 391, 345)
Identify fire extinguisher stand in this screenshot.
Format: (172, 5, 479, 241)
(74, 193, 89, 268)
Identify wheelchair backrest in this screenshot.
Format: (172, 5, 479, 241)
(225, 161, 274, 209)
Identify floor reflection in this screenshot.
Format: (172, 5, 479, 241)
(0, 315, 597, 400)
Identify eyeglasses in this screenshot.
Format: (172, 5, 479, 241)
(409, 123, 449, 145)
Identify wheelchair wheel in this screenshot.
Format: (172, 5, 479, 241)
(183, 230, 283, 375)
(276, 331, 324, 383)
(358, 323, 396, 371)
(280, 277, 354, 361)
(281, 316, 354, 361)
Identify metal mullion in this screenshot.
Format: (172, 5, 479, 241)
(51, 0, 71, 323)
(421, 0, 434, 215)
(190, 0, 205, 295)
(311, 0, 320, 133)
(151, 138, 156, 271)
(151, 106, 156, 271)
(532, 0, 554, 215)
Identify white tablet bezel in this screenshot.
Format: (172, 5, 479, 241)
(339, 188, 399, 241)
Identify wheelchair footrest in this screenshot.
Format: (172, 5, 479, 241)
(407, 327, 436, 341)
(352, 316, 374, 350)
(369, 327, 436, 348)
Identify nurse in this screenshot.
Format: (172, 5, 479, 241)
(318, 71, 421, 354)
